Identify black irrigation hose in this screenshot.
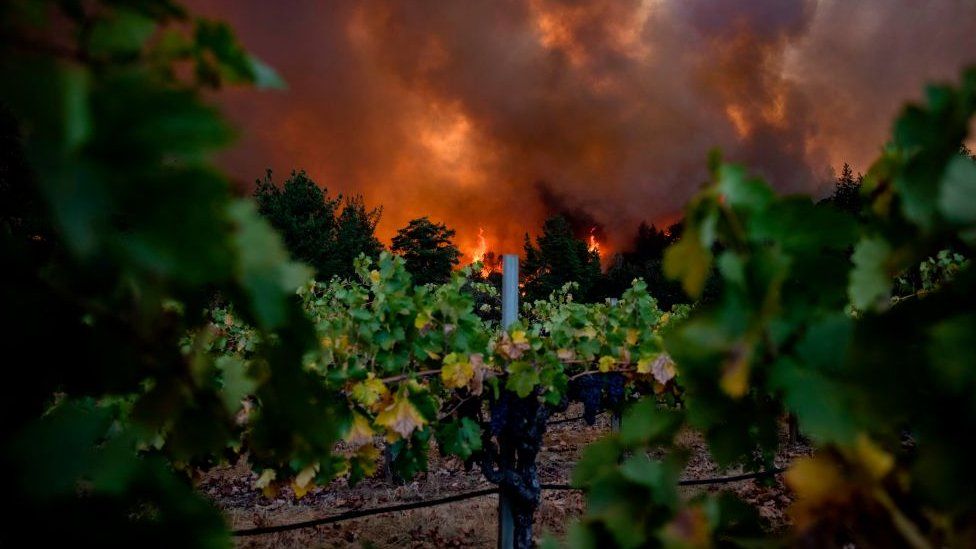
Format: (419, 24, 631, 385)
(540, 467, 786, 491)
(546, 411, 612, 425)
(546, 414, 587, 425)
(232, 487, 500, 537)
(231, 468, 786, 536)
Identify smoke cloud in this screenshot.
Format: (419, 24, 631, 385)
(188, 0, 976, 256)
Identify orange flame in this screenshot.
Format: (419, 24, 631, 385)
(587, 227, 601, 256)
(470, 227, 499, 276)
(472, 227, 488, 263)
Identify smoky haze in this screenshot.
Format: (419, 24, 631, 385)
(189, 0, 976, 256)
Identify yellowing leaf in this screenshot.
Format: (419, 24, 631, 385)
(660, 506, 711, 548)
(854, 434, 894, 480)
(556, 348, 576, 361)
(254, 468, 278, 498)
(375, 391, 427, 440)
(468, 353, 486, 396)
(350, 375, 388, 408)
(292, 464, 319, 499)
(441, 353, 474, 389)
(720, 346, 750, 398)
(295, 464, 317, 487)
(576, 326, 597, 339)
(626, 329, 639, 346)
(659, 312, 671, 325)
(497, 331, 530, 360)
(651, 354, 677, 385)
(598, 355, 616, 373)
(664, 231, 713, 298)
(369, 270, 381, 284)
(786, 454, 850, 529)
(255, 468, 276, 488)
(353, 444, 381, 477)
(636, 356, 653, 374)
(414, 310, 432, 330)
(786, 455, 843, 505)
(344, 412, 375, 447)
(320, 336, 332, 348)
(292, 480, 311, 499)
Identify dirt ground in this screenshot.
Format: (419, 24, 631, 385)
(200, 405, 811, 548)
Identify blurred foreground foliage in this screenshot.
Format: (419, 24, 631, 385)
(0, 1, 341, 545)
(565, 68, 976, 547)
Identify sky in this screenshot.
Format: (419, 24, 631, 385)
(188, 0, 976, 258)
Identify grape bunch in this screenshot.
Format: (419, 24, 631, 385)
(489, 391, 512, 436)
(604, 373, 626, 410)
(569, 375, 604, 425)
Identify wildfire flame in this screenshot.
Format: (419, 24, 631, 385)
(588, 227, 601, 256)
(470, 227, 499, 276)
(472, 227, 488, 263)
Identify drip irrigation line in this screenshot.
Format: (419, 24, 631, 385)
(231, 467, 786, 536)
(546, 411, 612, 426)
(232, 487, 500, 537)
(546, 414, 587, 425)
(540, 467, 786, 491)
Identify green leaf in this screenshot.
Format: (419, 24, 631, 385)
(938, 155, 976, 225)
(849, 236, 893, 310)
(619, 454, 682, 508)
(619, 398, 683, 447)
(571, 437, 622, 488)
(228, 199, 313, 329)
(216, 356, 256, 414)
(505, 361, 540, 398)
(249, 55, 287, 89)
(436, 417, 482, 459)
(88, 9, 156, 55)
(717, 164, 774, 213)
(663, 230, 712, 298)
(769, 357, 858, 444)
(10, 400, 113, 499)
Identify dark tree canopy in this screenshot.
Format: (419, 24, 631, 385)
(254, 169, 339, 276)
(391, 216, 460, 285)
(595, 222, 689, 309)
(820, 163, 864, 217)
(329, 196, 384, 280)
(522, 215, 601, 302)
(253, 170, 382, 280)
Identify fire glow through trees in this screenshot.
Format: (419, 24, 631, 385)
(189, 0, 976, 261)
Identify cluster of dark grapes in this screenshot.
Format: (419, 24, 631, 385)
(605, 373, 626, 408)
(567, 373, 627, 425)
(489, 391, 512, 436)
(569, 375, 603, 424)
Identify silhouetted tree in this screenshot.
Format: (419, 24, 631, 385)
(329, 196, 384, 280)
(596, 222, 688, 308)
(254, 171, 383, 280)
(391, 216, 460, 285)
(820, 163, 863, 217)
(522, 215, 601, 302)
(253, 170, 339, 276)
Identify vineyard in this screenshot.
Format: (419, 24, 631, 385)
(2, 1, 976, 548)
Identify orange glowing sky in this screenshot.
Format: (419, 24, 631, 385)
(190, 0, 976, 260)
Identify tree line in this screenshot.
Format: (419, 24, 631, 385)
(255, 165, 891, 309)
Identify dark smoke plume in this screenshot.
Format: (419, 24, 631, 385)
(188, 0, 976, 256)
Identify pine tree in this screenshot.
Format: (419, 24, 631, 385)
(522, 215, 601, 302)
(328, 196, 384, 280)
(821, 163, 863, 216)
(391, 216, 460, 285)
